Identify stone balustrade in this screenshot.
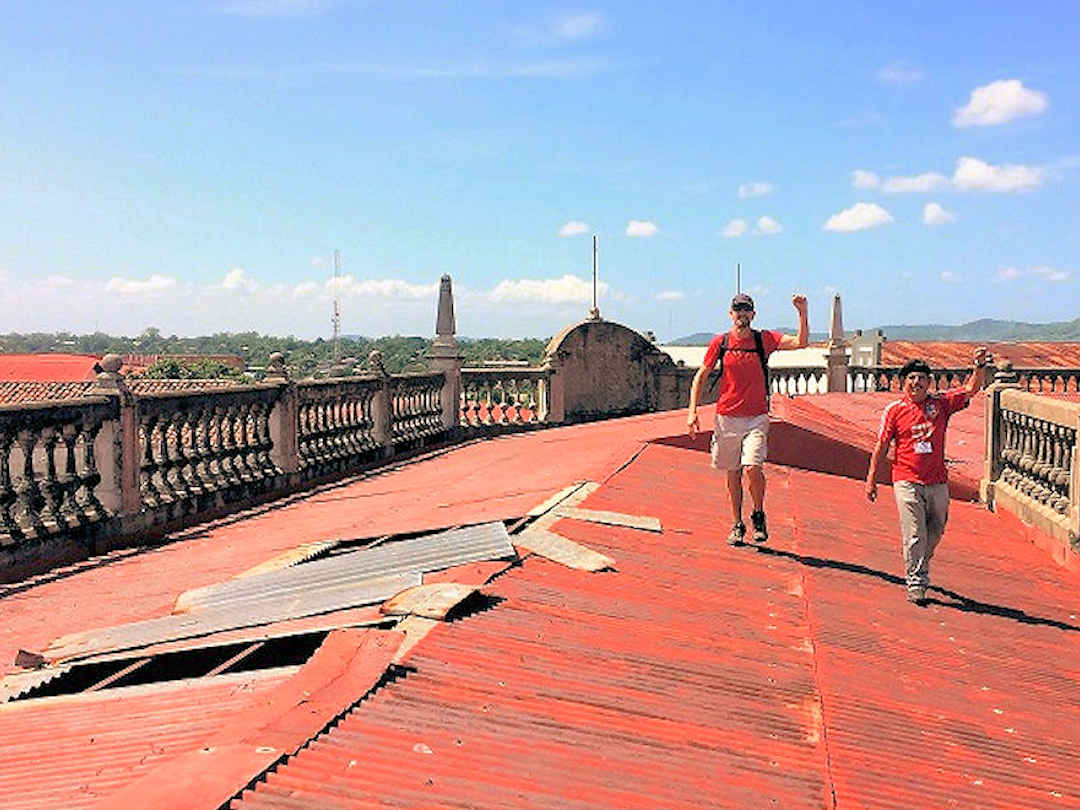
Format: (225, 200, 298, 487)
(460, 368, 552, 428)
(137, 386, 284, 516)
(297, 376, 384, 479)
(847, 366, 972, 393)
(770, 367, 828, 397)
(0, 397, 118, 542)
(982, 384, 1080, 549)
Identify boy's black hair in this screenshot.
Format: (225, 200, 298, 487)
(899, 358, 932, 379)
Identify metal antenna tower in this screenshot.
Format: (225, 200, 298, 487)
(332, 249, 342, 364)
(588, 234, 601, 320)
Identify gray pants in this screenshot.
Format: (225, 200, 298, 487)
(892, 481, 950, 588)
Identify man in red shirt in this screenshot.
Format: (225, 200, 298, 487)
(687, 292, 809, 545)
(865, 350, 990, 604)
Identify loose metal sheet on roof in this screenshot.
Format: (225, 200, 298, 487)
(39, 572, 419, 664)
(174, 521, 516, 614)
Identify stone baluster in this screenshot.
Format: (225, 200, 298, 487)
(40, 427, 64, 528)
(59, 424, 80, 520)
(16, 430, 45, 533)
(0, 432, 18, 536)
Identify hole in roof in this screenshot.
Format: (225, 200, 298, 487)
(13, 630, 334, 703)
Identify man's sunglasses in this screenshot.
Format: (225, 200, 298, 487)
(732, 304, 754, 312)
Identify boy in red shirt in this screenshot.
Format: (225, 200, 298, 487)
(687, 292, 809, 545)
(865, 350, 990, 605)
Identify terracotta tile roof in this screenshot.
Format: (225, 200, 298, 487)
(881, 340, 1080, 368)
(2, 406, 1080, 807)
(0, 378, 243, 404)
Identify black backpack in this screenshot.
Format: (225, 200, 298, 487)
(708, 330, 770, 396)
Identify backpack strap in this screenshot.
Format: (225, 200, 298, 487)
(706, 334, 728, 393)
(752, 329, 771, 402)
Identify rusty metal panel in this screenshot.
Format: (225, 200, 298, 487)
(176, 521, 515, 614)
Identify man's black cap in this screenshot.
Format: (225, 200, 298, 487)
(731, 293, 755, 310)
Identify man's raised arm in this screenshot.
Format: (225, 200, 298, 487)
(777, 294, 809, 350)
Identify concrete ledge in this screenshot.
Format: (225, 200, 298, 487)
(990, 479, 1080, 573)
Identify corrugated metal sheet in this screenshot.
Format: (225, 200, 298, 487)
(176, 521, 516, 613)
(41, 572, 419, 663)
(0, 667, 296, 810)
(233, 440, 1080, 809)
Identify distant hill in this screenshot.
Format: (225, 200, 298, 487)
(871, 318, 1080, 341)
(669, 318, 1080, 345)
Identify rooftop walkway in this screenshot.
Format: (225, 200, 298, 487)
(2, 394, 1079, 809)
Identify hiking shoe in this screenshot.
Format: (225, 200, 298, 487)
(906, 585, 928, 606)
(727, 521, 747, 546)
(749, 510, 768, 543)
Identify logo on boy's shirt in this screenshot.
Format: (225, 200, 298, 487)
(911, 421, 934, 442)
(924, 402, 939, 418)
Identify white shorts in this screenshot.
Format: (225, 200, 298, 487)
(710, 413, 769, 470)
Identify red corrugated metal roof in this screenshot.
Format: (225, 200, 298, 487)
(881, 340, 1080, 368)
(230, 440, 1080, 809)
(0, 354, 103, 382)
(0, 668, 294, 810)
(3, 407, 1080, 808)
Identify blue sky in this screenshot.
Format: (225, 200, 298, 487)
(2, 1, 1077, 340)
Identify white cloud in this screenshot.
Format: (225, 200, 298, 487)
(878, 63, 923, 84)
(952, 156, 1043, 192)
(625, 219, 658, 237)
(721, 218, 748, 238)
(953, 79, 1048, 127)
(737, 181, 773, 199)
(922, 202, 955, 226)
(329, 275, 438, 299)
(211, 0, 335, 17)
(222, 267, 258, 293)
(40, 275, 75, 289)
(553, 12, 605, 41)
(754, 216, 783, 235)
(940, 271, 962, 283)
(558, 220, 590, 236)
(656, 290, 684, 301)
(823, 203, 894, 233)
(105, 274, 177, 295)
(852, 170, 880, 189)
(997, 265, 1072, 283)
(293, 281, 319, 299)
(489, 274, 606, 304)
(882, 172, 950, 193)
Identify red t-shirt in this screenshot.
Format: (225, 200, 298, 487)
(702, 330, 782, 416)
(877, 389, 970, 485)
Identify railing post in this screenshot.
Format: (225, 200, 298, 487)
(981, 360, 1021, 506)
(545, 354, 566, 424)
(428, 274, 463, 434)
(826, 293, 849, 393)
(266, 353, 299, 475)
(369, 351, 394, 458)
(88, 354, 141, 516)
(1070, 408, 1080, 546)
